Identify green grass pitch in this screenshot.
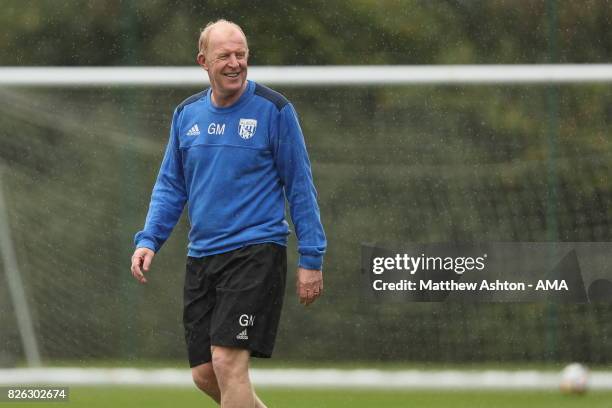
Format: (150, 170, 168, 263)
(7, 388, 612, 408)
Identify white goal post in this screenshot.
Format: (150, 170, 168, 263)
(1, 65, 612, 87)
(2, 367, 612, 390)
(0, 64, 610, 374)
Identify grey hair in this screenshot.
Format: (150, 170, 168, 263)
(198, 19, 248, 56)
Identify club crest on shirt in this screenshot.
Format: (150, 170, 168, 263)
(238, 118, 257, 140)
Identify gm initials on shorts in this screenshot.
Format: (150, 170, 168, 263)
(239, 314, 255, 327)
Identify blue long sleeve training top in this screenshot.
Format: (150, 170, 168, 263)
(134, 80, 326, 270)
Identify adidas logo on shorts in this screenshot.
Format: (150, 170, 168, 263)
(236, 329, 248, 340)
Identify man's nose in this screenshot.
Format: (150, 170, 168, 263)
(228, 54, 239, 66)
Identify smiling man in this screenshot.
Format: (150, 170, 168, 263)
(130, 20, 326, 408)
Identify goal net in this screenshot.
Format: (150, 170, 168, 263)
(1, 65, 612, 368)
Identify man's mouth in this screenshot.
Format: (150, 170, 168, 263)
(224, 72, 240, 78)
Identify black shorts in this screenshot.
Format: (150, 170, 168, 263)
(183, 243, 287, 367)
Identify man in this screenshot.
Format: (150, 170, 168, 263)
(130, 19, 326, 408)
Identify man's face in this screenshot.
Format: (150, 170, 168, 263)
(200, 26, 248, 99)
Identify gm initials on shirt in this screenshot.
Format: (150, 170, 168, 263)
(208, 123, 225, 135)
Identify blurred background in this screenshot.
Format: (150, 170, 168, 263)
(1, 0, 611, 377)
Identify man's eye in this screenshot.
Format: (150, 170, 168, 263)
(218, 55, 228, 60)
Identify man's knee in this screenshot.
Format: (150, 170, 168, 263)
(211, 346, 250, 381)
(191, 362, 218, 393)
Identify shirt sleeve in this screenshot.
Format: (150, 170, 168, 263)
(133, 109, 187, 252)
(272, 103, 327, 270)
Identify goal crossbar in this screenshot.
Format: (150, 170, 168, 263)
(1, 65, 612, 87)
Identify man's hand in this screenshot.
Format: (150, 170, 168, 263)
(296, 267, 323, 306)
(131, 248, 155, 284)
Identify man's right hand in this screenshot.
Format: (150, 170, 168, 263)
(131, 248, 155, 284)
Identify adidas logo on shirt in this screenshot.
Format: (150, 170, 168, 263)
(186, 124, 201, 136)
(236, 329, 248, 340)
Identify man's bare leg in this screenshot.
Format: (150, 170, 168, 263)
(211, 346, 267, 408)
(191, 362, 221, 403)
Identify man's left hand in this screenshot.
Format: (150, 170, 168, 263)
(296, 267, 323, 306)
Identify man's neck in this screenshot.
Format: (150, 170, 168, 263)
(211, 82, 248, 108)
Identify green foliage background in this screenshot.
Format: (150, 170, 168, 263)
(0, 0, 611, 366)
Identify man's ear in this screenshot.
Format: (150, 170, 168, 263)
(196, 53, 208, 71)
